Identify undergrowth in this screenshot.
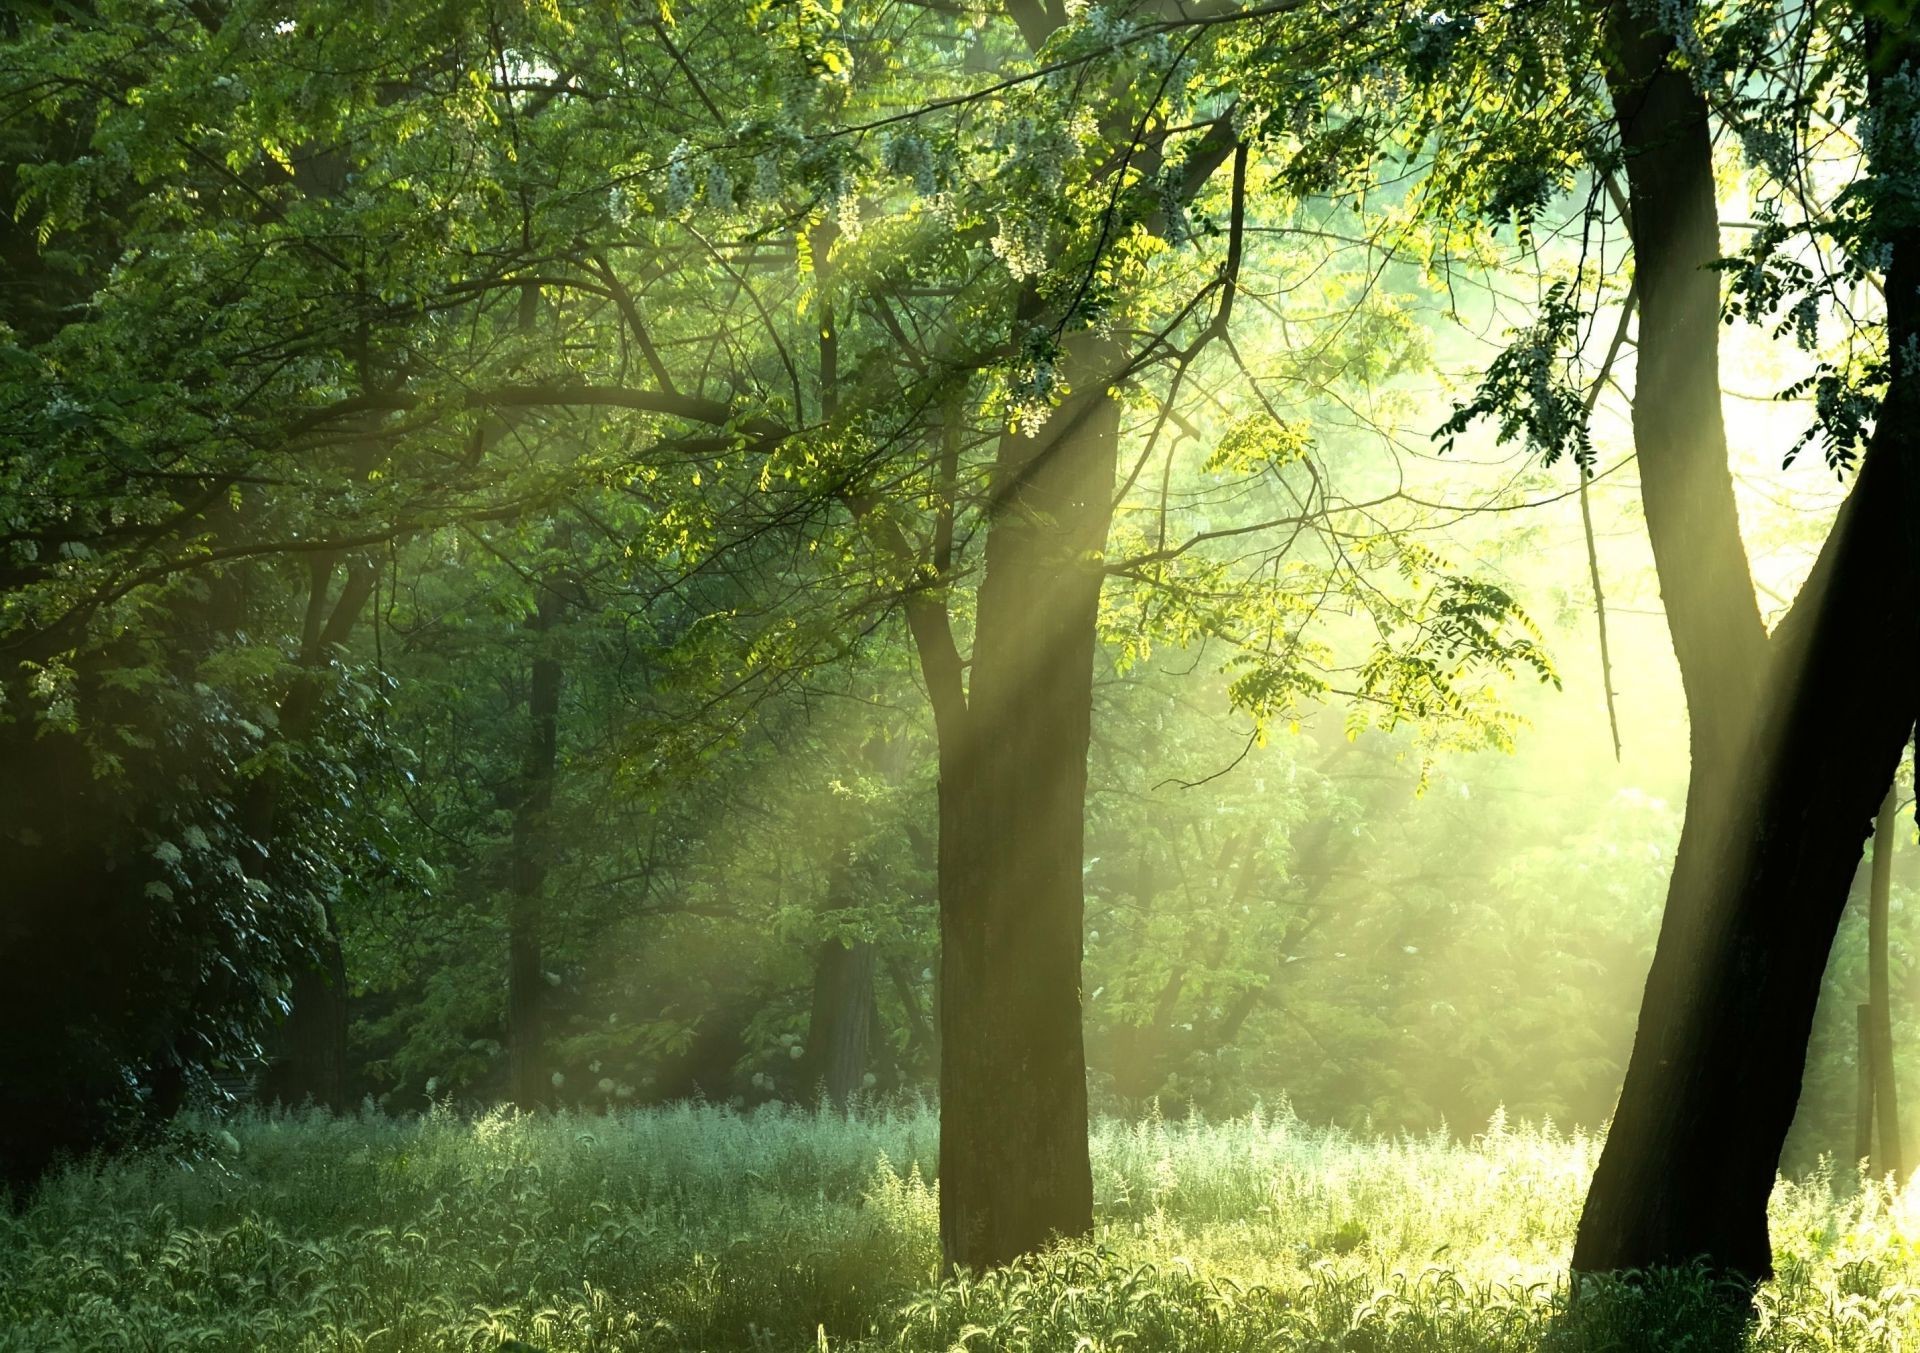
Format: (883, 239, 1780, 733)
(0, 1102, 1912, 1351)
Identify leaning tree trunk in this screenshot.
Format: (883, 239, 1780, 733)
(1573, 6, 1920, 1282)
(1573, 467, 1917, 1281)
(507, 580, 565, 1112)
(931, 333, 1120, 1272)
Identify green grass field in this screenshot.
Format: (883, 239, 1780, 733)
(1, 1103, 1913, 1351)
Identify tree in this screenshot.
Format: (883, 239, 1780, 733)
(1563, 2, 1920, 1284)
(1407, 0, 1920, 1280)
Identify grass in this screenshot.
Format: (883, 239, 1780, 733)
(1, 1102, 1916, 1351)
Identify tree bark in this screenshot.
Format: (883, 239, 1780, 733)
(257, 556, 377, 1111)
(1573, 6, 1920, 1282)
(803, 935, 876, 1106)
(507, 579, 565, 1112)
(1858, 1002, 1876, 1170)
(925, 332, 1120, 1272)
(874, 8, 1235, 1270)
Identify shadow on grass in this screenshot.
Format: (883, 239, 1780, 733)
(1545, 1265, 1757, 1352)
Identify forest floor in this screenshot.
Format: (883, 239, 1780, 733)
(0, 1103, 1911, 1351)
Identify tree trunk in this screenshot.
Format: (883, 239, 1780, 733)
(804, 938, 876, 1106)
(1859, 1003, 1877, 1170)
(929, 333, 1119, 1272)
(258, 557, 377, 1111)
(507, 581, 565, 1112)
(262, 901, 351, 1110)
(889, 955, 936, 1064)
(1870, 785, 1903, 1178)
(1573, 5, 1920, 1283)
(1573, 398, 1919, 1284)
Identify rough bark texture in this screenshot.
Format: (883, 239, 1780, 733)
(925, 332, 1119, 1272)
(1573, 7, 1920, 1282)
(507, 581, 565, 1112)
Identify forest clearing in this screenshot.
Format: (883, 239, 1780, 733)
(7, 0, 1920, 1348)
(5, 1104, 1917, 1352)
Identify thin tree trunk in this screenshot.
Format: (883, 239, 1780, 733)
(801, 837, 879, 1106)
(889, 956, 936, 1063)
(507, 579, 565, 1112)
(1859, 1002, 1877, 1170)
(257, 556, 377, 1111)
(266, 901, 351, 1111)
(1106, 852, 1167, 1102)
(1870, 785, 1902, 1178)
(804, 936, 876, 1106)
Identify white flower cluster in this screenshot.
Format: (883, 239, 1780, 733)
(1004, 116, 1068, 194)
(1158, 169, 1190, 245)
(1737, 122, 1795, 181)
(1007, 354, 1060, 436)
(1855, 67, 1920, 247)
(706, 160, 734, 214)
(991, 211, 1049, 279)
(1863, 69, 1920, 184)
(1073, 3, 1135, 48)
(882, 130, 940, 197)
(661, 139, 695, 215)
(1788, 293, 1820, 353)
(754, 152, 783, 202)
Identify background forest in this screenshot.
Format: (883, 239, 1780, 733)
(6, 0, 1920, 1348)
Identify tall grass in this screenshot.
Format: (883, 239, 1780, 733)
(1, 1102, 1914, 1350)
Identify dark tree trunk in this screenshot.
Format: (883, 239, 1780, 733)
(505, 915, 547, 1110)
(260, 901, 351, 1110)
(507, 581, 565, 1112)
(1573, 465, 1916, 1281)
(257, 557, 377, 1111)
(927, 333, 1119, 1272)
(1573, 8, 1920, 1282)
(651, 996, 756, 1102)
(803, 937, 876, 1106)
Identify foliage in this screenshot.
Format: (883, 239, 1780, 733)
(1, 0, 1915, 1296)
(5, 1105, 1920, 1351)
